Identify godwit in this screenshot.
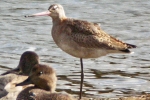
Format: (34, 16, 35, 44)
(16, 64, 76, 100)
(25, 4, 136, 99)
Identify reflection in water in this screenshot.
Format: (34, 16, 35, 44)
(0, 0, 150, 98)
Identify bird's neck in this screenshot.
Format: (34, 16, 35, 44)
(52, 15, 67, 25)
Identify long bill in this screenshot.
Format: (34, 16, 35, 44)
(25, 11, 50, 17)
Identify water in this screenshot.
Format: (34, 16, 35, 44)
(0, 0, 150, 98)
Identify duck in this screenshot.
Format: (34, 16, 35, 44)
(0, 51, 40, 99)
(1, 51, 40, 75)
(26, 4, 136, 99)
(16, 64, 76, 100)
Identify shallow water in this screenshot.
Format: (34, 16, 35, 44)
(0, 0, 150, 98)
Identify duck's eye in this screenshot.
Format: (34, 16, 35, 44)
(40, 71, 43, 74)
(38, 71, 43, 75)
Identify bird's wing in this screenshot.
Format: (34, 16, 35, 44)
(65, 19, 129, 50)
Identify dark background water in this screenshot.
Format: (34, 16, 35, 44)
(0, 0, 150, 98)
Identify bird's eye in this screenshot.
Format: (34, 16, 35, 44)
(38, 71, 43, 75)
(53, 5, 58, 10)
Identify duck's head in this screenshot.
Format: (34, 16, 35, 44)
(16, 64, 57, 92)
(25, 4, 66, 20)
(1, 51, 40, 75)
(18, 51, 40, 75)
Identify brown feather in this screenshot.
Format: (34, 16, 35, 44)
(64, 18, 131, 51)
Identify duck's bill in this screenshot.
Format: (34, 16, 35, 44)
(16, 77, 32, 86)
(25, 11, 50, 17)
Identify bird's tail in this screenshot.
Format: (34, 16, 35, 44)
(126, 43, 137, 49)
(120, 43, 136, 53)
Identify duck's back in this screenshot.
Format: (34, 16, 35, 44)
(0, 74, 28, 100)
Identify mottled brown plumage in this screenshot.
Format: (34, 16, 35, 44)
(28, 4, 136, 58)
(27, 4, 136, 99)
(46, 4, 136, 59)
(55, 18, 134, 50)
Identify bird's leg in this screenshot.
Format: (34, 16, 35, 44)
(79, 58, 84, 100)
